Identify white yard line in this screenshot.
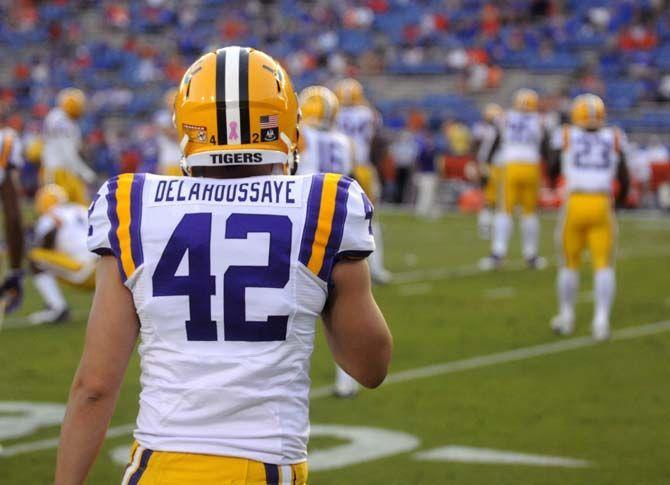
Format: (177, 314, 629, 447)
(415, 445, 592, 468)
(397, 283, 433, 296)
(391, 245, 670, 286)
(2, 320, 669, 458)
(311, 319, 670, 396)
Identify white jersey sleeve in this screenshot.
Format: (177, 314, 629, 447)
(87, 180, 113, 256)
(337, 178, 375, 259)
(87, 174, 146, 283)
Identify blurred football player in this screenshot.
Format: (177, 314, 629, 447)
(154, 88, 183, 176)
(28, 184, 97, 325)
(297, 85, 353, 176)
(335, 78, 391, 283)
(56, 47, 392, 485)
(549, 94, 629, 341)
(42, 88, 95, 205)
(480, 89, 550, 270)
(298, 85, 360, 398)
(0, 108, 25, 314)
(473, 103, 503, 239)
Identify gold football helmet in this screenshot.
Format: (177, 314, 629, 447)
(57, 88, 86, 119)
(483, 103, 503, 122)
(571, 93, 606, 130)
(334, 78, 365, 106)
(35, 184, 68, 215)
(513, 88, 539, 112)
(173, 46, 300, 175)
(299, 86, 339, 129)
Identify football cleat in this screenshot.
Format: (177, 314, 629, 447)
(28, 306, 70, 326)
(592, 316, 611, 342)
(478, 254, 502, 271)
(551, 312, 575, 336)
(526, 256, 548, 270)
(174, 46, 300, 176)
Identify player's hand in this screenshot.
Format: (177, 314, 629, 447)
(0, 269, 24, 314)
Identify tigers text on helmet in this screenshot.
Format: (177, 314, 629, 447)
(57, 88, 86, 119)
(174, 46, 300, 175)
(334, 78, 366, 106)
(571, 93, 606, 130)
(513, 88, 539, 112)
(299, 86, 339, 129)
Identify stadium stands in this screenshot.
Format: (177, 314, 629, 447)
(0, 0, 669, 177)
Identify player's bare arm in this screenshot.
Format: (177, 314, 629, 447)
(322, 258, 392, 388)
(55, 256, 139, 485)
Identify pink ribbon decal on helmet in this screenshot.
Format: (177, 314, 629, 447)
(228, 121, 239, 141)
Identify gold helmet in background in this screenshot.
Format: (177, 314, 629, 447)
(513, 88, 539, 112)
(299, 86, 339, 129)
(173, 46, 300, 174)
(571, 93, 606, 130)
(483, 103, 503, 122)
(35, 184, 68, 215)
(334, 78, 365, 106)
(57, 88, 86, 119)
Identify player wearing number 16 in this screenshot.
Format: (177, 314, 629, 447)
(55, 46, 392, 485)
(549, 94, 630, 341)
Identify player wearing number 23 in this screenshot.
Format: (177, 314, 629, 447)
(549, 93, 630, 342)
(55, 46, 392, 485)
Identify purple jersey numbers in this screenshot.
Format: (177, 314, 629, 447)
(153, 213, 217, 341)
(152, 212, 291, 342)
(224, 214, 291, 341)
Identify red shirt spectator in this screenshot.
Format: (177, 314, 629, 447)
(619, 25, 658, 51)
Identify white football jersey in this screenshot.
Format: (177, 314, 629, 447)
(553, 125, 626, 194)
(336, 105, 377, 166)
(42, 107, 82, 171)
(36, 203, 94, 263)
(88, 172, 375, 464)
(498, 110, 545, 165)
(297, 124, 353, 176)
(0, 128, 23, 185)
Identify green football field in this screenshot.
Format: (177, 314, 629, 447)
(1, 211, 669, 484)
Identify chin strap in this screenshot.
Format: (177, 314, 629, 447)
(179, 135, 191, 176)
(280, 132, 299, 175)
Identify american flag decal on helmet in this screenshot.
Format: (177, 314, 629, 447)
(260, 114, 279, 128)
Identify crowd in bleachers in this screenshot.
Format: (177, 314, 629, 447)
(0, 0, 669, 190)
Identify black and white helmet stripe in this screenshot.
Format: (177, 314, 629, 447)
(215, 46, 251, 145)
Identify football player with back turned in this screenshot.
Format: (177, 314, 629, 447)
(297, 85, 362, 398)
(549, 94, 629, 341)
(480, 89, 549, 270)
(334, 78, 391, 283)
(55, 47, 392, 485)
